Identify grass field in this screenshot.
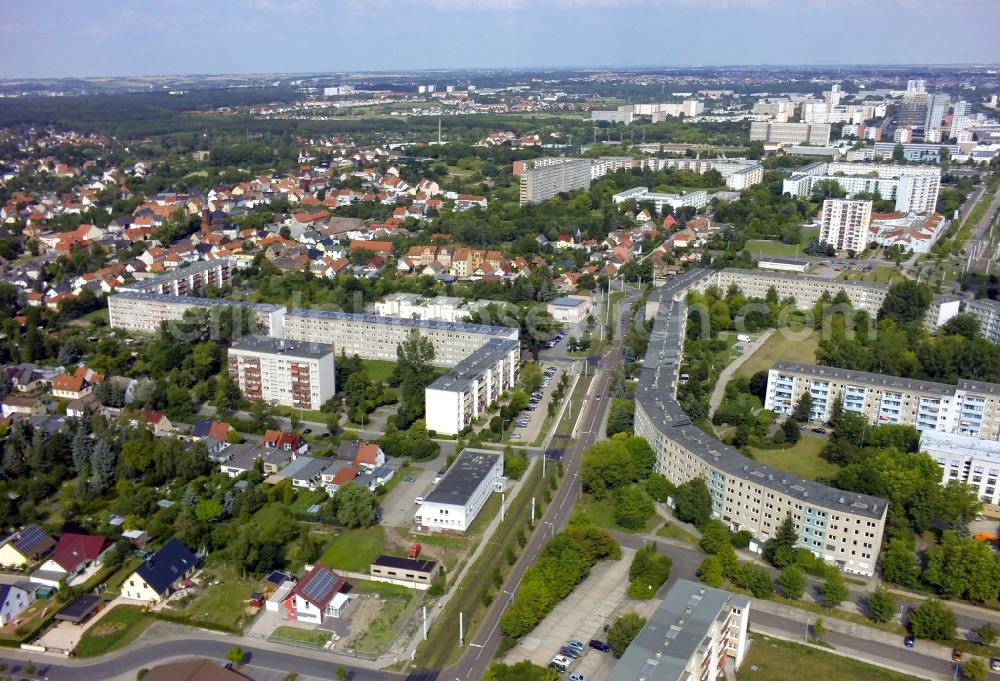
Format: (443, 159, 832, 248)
(289, 489, 329, 512)
(271, 626, 331, 647)
(748, 436, 839, 481)
(656, 521, 700, 545)
(734, 327, 819, 381)
(320, 525, 387, 572)
(75, 605, 151, 658)
(362, 359, 396, 384)
(174, 562, 259, 631)
(836, 266, 899, 284)
(575, 491, 657, 534)
(746, 229, 819, 259)
(103, 557, 142, 597)
(738, 634, 921, 681)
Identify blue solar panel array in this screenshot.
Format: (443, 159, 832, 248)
(14, 525, 50, 553)
(301, 567, 337, 603)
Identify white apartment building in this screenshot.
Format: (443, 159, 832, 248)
(638, 276, 888, 576)
(108, 291, 286, 337)
(749, 121, 832, 145)
(920, 430, 1000, 506)
(873, 143, 959, 163)
(227, 336, 336, 411)
(611, 187, 708, 213)
(125, 259, 234, 296)
(967, 298, 1000, 344)
(415, 450, 503, 532)
(642, 157, 764, 191)
(424, 338, 520, 436)
(518, 158, 593, 206)
(820, 199, 872, 252)
(783, 162, 941, 214)
(282, 310, 519, 367)
(591, 109, 634, 125)
(765, 361, 1000, 441)
(610, 580, 749, 681)
(695, 269, 960, 331)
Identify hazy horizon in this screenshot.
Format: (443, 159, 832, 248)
(4, 0, 1000, 80)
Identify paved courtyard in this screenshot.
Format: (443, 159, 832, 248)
(503, 547, 635, 678)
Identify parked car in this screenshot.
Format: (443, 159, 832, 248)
(589, 639, 611, 652)
(952, 648, 962, 663)
(566, 640, 585, 652)
(569, 673, 586, 681)
(559, 646, 580, 659)
(991, 657, 1000, 672)
(550, 655, 571, 673)
(811, 427, 827, 434)
(904, 635, 915, 648)
(402, 476, 414, 482)
(415, 497, 424, 504)
(510, 433, 522, 440)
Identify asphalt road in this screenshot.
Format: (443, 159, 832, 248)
(0, 637, 394, 681)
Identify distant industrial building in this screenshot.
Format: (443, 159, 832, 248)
(227, 336, 336, 411)
(415, 449, 504, 532)
(612, 187, 708, 213)
(609, 580, 750, 681)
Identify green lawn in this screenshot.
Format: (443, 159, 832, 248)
(75, 605, 151, 658)
(746, 229, 819, 259)
(173, 562, 259, 631)
(656, 521, 700, 545)
(271, 625, 331, 647)
(739, 634, 921, 681)
(836, 266, 900, 284)
(289, 489, 329, 512)
(734, 326, 819, 381)
(575, 491, 656, 534)
(748, 435, 840, 481)
(362, 359, 396, 384)
(319, 525, 387, 572)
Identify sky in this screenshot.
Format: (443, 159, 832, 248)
(2, 0, 999, 79)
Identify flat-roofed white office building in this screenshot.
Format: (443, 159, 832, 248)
(415, 449, 504, 532)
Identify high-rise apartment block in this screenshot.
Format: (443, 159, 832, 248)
(749, 121, 831, 145)
(820, 199, 872, 252)
(227, 336, 336, 411)
(517, 157, 593, 205)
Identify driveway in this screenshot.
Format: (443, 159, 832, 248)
(36, 596, 135, 653)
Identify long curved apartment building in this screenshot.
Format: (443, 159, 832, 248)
(635, 269, 889, 576)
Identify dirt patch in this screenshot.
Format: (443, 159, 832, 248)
(338, 596, 380, 648)
(90, 621, 125, 637)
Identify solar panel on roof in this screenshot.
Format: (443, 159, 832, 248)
(301, 568, 337, 602)
(15, 525, 47, 552)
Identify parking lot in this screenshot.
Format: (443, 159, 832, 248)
(503, 547, 634, 680)
(508, 365, 566, 445)
(379, 449, 448, 529)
